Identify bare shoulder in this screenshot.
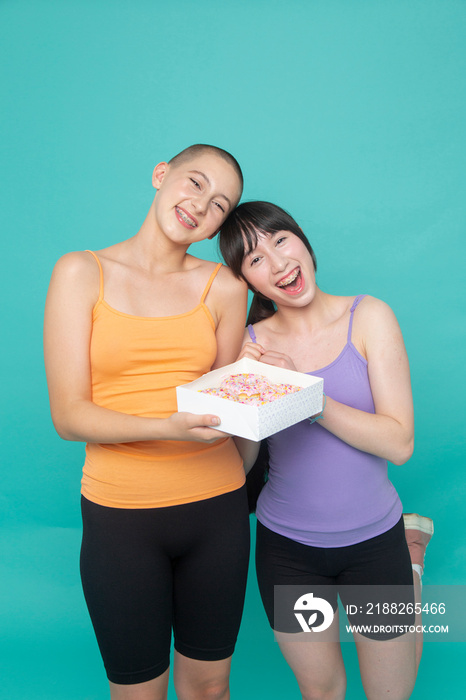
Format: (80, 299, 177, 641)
(355, 295, 399, 327)
(213, 263, 247, 295)
(353, 295, 404, 354)
(51, 250, 98, 278)
(190, 259, 247, 326)
(202, 260, 247, 306)
(47, 251, 100, 303)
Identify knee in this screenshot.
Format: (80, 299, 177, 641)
(176, 678, 229, 700)
(300, 677, 346, 700)
(199, 679, 229, 700)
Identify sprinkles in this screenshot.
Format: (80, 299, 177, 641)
(200, 372, 300, 406)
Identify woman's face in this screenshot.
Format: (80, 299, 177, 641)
(240, 229, 316, 306)
(152, 153, 242, 245)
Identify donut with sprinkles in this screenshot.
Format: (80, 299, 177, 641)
(200, 373, 300, 405)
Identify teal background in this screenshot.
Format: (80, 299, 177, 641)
(1, 0, 465, 697)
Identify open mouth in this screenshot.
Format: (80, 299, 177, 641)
(276, 267, 303, 293)
(175, 207, 198, 228)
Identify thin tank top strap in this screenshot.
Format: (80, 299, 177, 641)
(347, 294, 367, 342)
(85, 250, 104, 302)
(200, 262, 223, 303)
(247, 324, 257, 343)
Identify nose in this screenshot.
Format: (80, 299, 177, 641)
(190, 193, 209, 215)
(269, 249, 287, 274)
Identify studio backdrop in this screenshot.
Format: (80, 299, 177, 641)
(1, 1, 464, 698)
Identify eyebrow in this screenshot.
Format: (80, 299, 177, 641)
(189, 170, 232, 208)
(244, 230, 276, 256)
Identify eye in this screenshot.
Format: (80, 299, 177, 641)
(190, 178, 201, 189)
(250, 255, 261, 266)
(213, 201, 225, 213)
(276, 236, 287, 245)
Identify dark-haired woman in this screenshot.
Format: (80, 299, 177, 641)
(220, 201, 433, 700)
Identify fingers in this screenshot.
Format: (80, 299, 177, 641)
(182, 412, 221, 429)
(198, 414, 221, 427)
(186, 415, 230, 443)
(259, 350, 297, 371)
(164, 412, 230, 443)
(238, 341, 265, 361)
(190, 427, 230, 442)
(238, 342, 297, 370)
(190, 415, 231, 440)
(180, 413, 230, 442)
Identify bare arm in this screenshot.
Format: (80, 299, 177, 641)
(319, 299, 414, 465)
(210, 266, 248, 369)
(233, 436, 261, 473)
(44, 252, 227, 444)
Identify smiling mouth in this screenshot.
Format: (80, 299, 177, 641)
(276, 268, 300, 288)
(176, 207, 198, 228)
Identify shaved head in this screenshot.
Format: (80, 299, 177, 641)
(169, 144, 243, 192)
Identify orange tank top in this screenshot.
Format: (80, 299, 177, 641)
(81, 251, 245, 508)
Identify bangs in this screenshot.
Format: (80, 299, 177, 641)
(240, 220, 271, 256)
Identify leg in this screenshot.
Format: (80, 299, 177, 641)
(337, 517, 418, 697)
(255, 522, 345, 700)
(403, 513, 434, 669)
(171, 487, 250, 700)
(173, 653, 232, 700)
(355, 632, 416, 700)
(275, 612, 346, 700)
(80, 498, 173, 689)
(109, 671, 170, 700)
(403, 513, 434, 577)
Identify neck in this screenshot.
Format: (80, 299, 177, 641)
(272, 288, 335, 334)
(129, 200, 192, 274)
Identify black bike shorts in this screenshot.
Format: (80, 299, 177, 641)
(256, 516, 415, 640)
(80, 485, 250, 685)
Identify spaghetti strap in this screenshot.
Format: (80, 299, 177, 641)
(347, 294, 367, 343)
(200, 262, 223, 303)
(247, 324, 257, 343)
(86, 250, 104, 302)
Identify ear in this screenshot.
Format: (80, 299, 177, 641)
(152, 162, 169, 190)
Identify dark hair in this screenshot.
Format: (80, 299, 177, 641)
(169, 144, 243, 194)
(219, 201, 317, 323)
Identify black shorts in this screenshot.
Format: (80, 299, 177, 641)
(256, 516, 415, 640)
(80, 486, 250, 685)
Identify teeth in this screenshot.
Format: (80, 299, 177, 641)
(277, 268, 299, 287)
(177, 207, 197, 227)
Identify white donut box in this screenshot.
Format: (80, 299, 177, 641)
(176, 357, 324, 441)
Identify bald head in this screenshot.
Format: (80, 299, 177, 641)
(169, 144, 243, 194)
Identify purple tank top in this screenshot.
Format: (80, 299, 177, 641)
(251, 295, 402, 547)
